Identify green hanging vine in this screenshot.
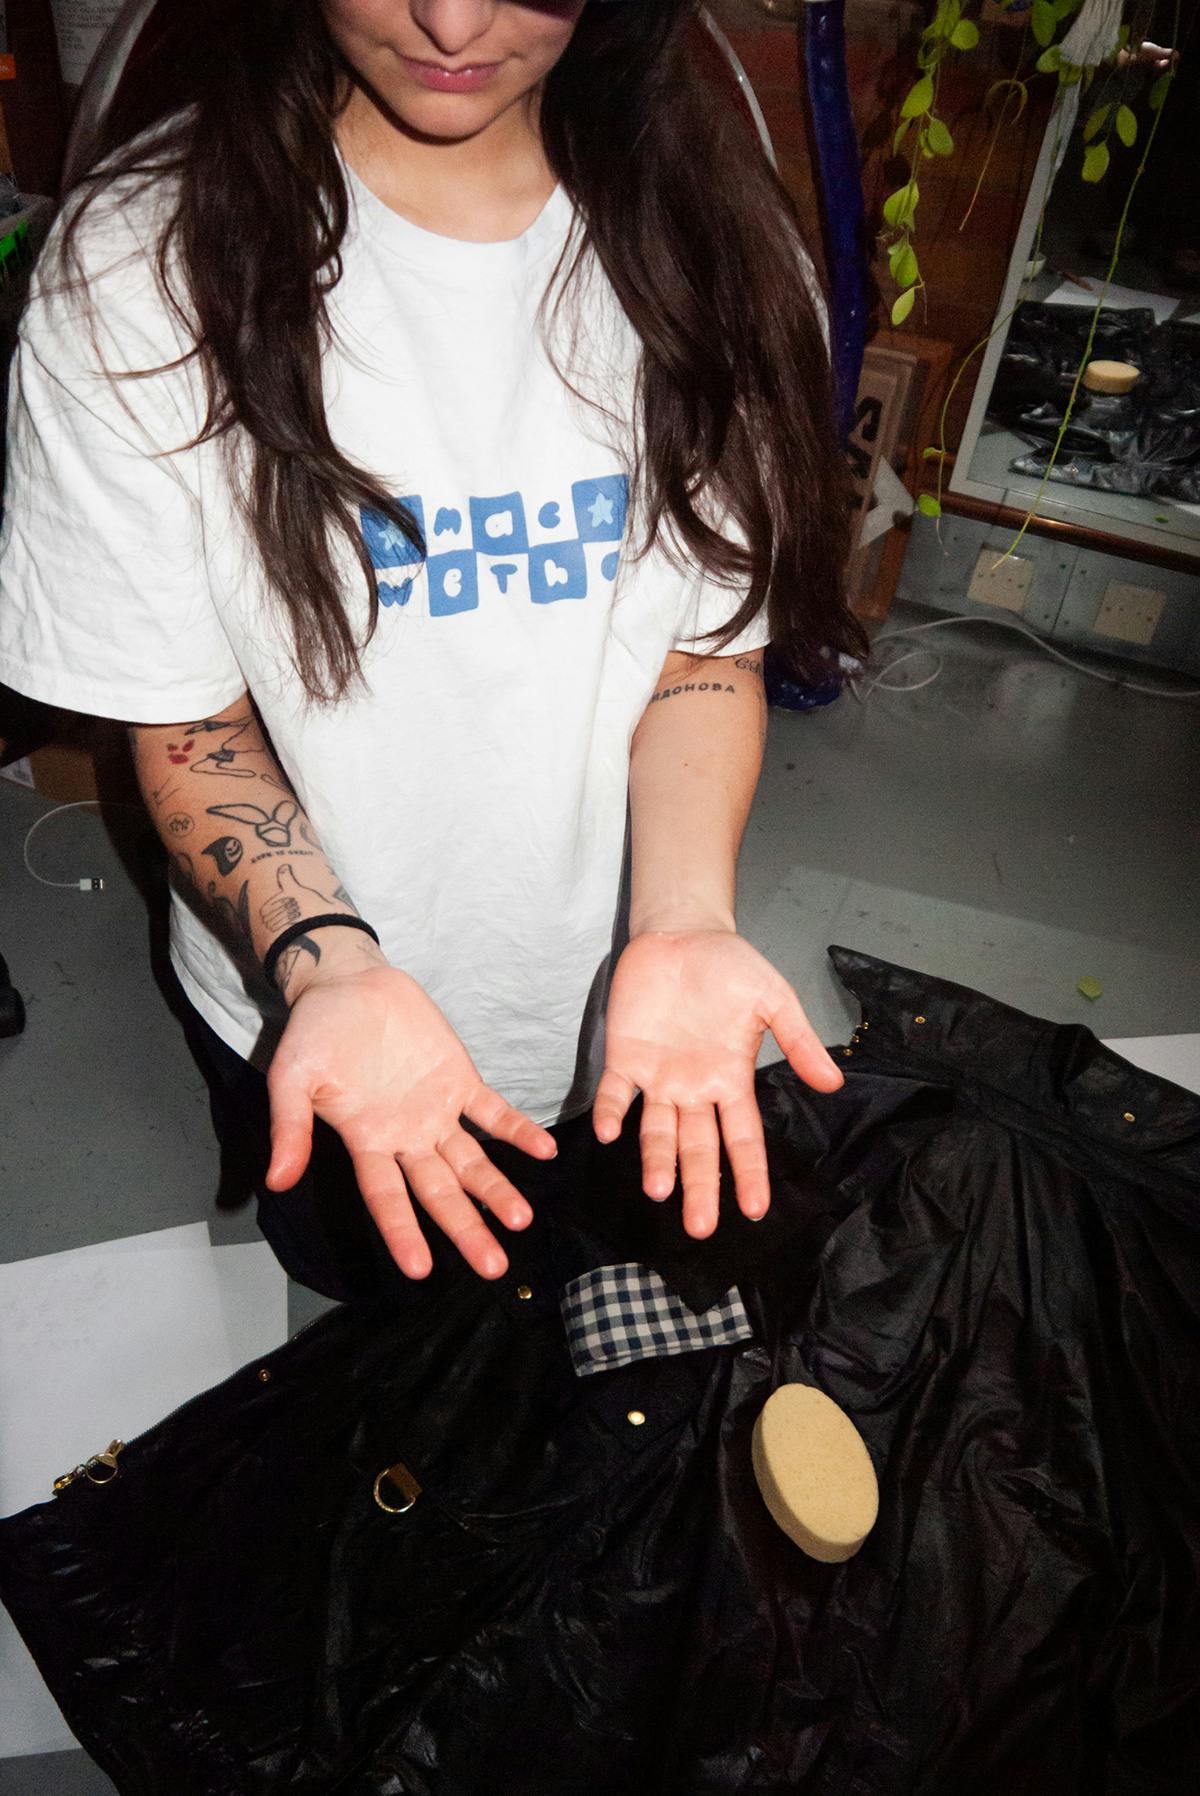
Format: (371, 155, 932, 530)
(881, 0, 1181, 533)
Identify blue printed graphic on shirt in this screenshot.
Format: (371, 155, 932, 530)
(572, 475, 627, 543)
(428, 550, 479, 617)
(528, 540, 588, 606)
(469, 493, 529, 558)
(358, 476, 627, 618)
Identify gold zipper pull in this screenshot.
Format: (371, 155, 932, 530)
(53, 1440, 125, 1494)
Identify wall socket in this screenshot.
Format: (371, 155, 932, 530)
(1092, 581, 1166, 647)
(967, 548, 1035, 613)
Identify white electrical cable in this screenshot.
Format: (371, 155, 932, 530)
(22, 799, 143, 892)
(855, 613, 1200, 702)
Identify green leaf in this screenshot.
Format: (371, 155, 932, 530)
(1149, 73, 1171, 112)
(882, 182, 919, 227)
(890, 242, 920, 289)
(1076, 976, 1103, 1002)
(1115, 105, 1137, 147)
(1083, 104, 1110, 142)
(921, 446, 948, 462)
(893, 117, 913, 154)
(1052, 0, 1082, 17)
(901, 74, 935, 120)
(931, 0, 962, 33)
(949, 19, 979, 50)
(1035, 45, 1062, 74)
(1031, 0, 1056, 48)
(916, 493, 942, 518)
(891, 287, 917, 327)
(926, 115, 955, 156)
(1082, 141, 1110, 183)
(1117, 24, 1130, 49)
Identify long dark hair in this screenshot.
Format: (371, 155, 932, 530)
(62, 0, 864, 700)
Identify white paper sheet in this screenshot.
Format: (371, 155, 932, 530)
(1044, 278, 1179, 325)
(1104, 1035, 1200, 1098)
(211, 1240, 289, 1368)
(0, 1227, 287, 1758)
(49, 0, 123, 87)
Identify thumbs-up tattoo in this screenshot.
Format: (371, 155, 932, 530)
(259, 861, 345, 933)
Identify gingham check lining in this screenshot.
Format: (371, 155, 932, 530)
(560, 1263, 754, 1377)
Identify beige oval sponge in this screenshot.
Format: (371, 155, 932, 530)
(1082, 359, 1140, 394)
(751, 1383, 879, 1563)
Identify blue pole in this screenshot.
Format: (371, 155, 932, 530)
(801, 0, 869, 440)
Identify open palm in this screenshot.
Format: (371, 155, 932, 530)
(594, 931, 843, 1238)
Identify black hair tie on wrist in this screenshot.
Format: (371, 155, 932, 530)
(262, 914, 381, 989)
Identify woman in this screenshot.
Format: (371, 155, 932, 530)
(0, 0, 863, 1297)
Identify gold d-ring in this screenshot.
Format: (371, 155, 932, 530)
(373, 1461, 422, 1514)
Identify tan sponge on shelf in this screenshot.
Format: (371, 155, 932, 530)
(751, 1383, 879, 1563)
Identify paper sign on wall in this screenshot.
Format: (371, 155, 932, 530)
(50, 0, 123, 87)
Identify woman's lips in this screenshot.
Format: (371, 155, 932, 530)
(401, 55, 502, 94)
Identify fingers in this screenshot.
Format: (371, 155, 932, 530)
(639, 1100, 677, 1200)
(355, 1131, 533, 1284)
(768, 991, 844, 1093)
(440, 1133, 534, 1235)
(592, 1063, 635, 1149)
(718, 1093, 771, 1221)
(465, 1087, 557, 1161)
(677, 1105, 721, 1240)
(401, 1151, 510, 1280)
(265, 1074, 314, 1191)
(352, 1150, 434, 1280)
(593, 1068, 637, 1145)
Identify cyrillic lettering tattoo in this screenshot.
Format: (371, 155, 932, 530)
(649, 682, 737, 703)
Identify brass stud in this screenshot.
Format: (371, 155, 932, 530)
(842, 1048, 853, 1058)
(860, 1020, 869, 1030)
(626, 1409, 647, 1427)
(516, 1283, 533, 1301)
(1123, 1112, 1136, 1124)
(257, 1368, 271, 1383)
(914, 1015, 926, 1025)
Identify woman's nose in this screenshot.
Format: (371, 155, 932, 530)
(408, 0, 501, 60)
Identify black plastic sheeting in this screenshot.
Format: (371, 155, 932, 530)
(0, 949, 24, 1038)
(990, 301, 1200, 500)
(1, 948, 1198, 1794)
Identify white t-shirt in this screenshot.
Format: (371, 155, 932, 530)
(0, 165, 769, 1124)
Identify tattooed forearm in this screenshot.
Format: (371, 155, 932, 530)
(207, 800, 299, 847)
(203, 835, 243, 877)
(131, 696, 376, 996)
(259, 861, 349, 933)
(273, 936, 320, 994)
(179, 714, 273, 780)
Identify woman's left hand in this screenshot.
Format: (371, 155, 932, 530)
(593, 929, 844, 1238)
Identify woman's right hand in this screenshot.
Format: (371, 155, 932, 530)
(264, 938, 556, 1281)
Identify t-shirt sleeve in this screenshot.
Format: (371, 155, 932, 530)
(0, 203, 246, 723)
(672, 559, 772, 659)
